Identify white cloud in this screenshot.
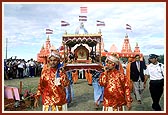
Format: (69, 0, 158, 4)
(3, 2, 165, 61)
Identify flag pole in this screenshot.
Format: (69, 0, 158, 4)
(125, 25, 127, 37)
(6, 38, 8, 59)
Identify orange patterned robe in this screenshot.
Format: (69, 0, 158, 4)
(99, 69, 131, 111)
(118, 62, 124, 74)
(72, 70, 78, 84)
(85, 70, 92, 85)
(126, 62, 133, 92)
(35, 64, 69, 109)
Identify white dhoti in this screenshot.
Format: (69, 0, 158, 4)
(42, 103, 67, 111)
(102, 105, 126, 111)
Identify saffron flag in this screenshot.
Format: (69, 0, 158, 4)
(79, 16, 87, 21)
(126, 24, 131, 30)
(80, 7, 87, 13)
(46, 29, 53, 34)
(96, 20, 105, 26)
(61, 21, 70, 26)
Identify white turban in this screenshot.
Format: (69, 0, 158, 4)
(48, 51, 60, 59)
(106, 55, 119, 65)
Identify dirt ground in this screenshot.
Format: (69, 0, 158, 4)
(3, 77, 165, 112)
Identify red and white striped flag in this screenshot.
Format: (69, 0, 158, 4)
(126, 24, 131, 30)
(61, 21, 70, 26)
(46, 29, 53, 34)
(80, 6, 87, 13)
(96, 20, 105, 26)
(79, 16, 87, 21)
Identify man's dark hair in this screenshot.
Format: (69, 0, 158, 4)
(135, 54, 140, 58)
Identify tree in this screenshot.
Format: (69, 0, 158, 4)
(158, 54, 164, 64)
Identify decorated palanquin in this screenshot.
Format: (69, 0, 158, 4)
(62, 30, 103, 71)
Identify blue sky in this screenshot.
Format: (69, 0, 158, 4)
(2, 2, 165, 61)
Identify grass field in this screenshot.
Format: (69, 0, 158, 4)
(3, 77, 165, 112)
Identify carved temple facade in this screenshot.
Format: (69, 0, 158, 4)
(37, 33, 143, 64)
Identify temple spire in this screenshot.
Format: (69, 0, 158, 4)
(134, 42, 140, 53)
(121, 35, 132, 53)
(125, 33, 128, 38)
(41, 44, 44, 49)
(47, 35, 50, 40)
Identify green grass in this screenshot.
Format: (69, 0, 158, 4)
(3, 77, 165, 112)
(4, 77, 40, 93)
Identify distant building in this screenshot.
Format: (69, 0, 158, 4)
(37, 32, 144, 64)
(37, 36, 54, 64)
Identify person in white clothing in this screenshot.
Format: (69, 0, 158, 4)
(18, 59, 25, 78)
(145, 54, 164, 111)
(79, 69, 84, 79)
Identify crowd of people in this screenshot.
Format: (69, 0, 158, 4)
(32, 47, 164, 111)
(4, 49, 164, 111)
(4, 58, 44, 80)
